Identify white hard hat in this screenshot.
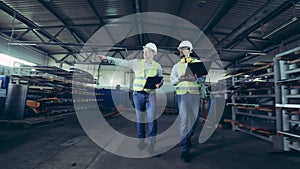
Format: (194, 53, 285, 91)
(178, 40, 193, 51)
(144, 42, 157, 54)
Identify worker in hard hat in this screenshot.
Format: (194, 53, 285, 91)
(97, 42, 163, 153)
(170, 40, 206, 162)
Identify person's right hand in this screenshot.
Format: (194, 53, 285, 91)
(97, 55, 107, 60)
(178, 75, 185, 82)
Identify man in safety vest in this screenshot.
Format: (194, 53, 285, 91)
(98, 42, 163, 153)
(170, 40, 205, 162)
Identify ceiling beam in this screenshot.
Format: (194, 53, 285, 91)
(87, 0, 106, 25)
(0, 32, 59, 62)
(118, 51, 126, 59)
(86, 0, 116, 44)
(15, 29, 30, 40)
(52, 27, 65, 40)
(216, 0, 299, 50)
(31, 29, 45, 42)
(247, 37, 273, 43)
(225, 30, 300, 69)
(1, 19, 206, 34)
(0, 24, 100, 32)
(226, 0, 300, 68)
(37, 0, 86, 43)
(192, 0, 238, 47)
(219, 58, 233, 62)
(82, 52, 96, 62)
(246, 37, 260, 50)
(133, 0, 144, 46)
(210, 33, 220, 43)
(164, 0, 185, 47)
(0, 27, 55, 63)
(59, 53, 71, 62)
(116, 24, 137, 47)
(175, 0, 185, 16)
(0, 1, 78, 64)
(203, 0, 238, 34)
(213, 33, 274, 44)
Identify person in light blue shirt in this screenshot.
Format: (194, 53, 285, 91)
(98, 42, 163, 153)
(170, 40, 206, 162)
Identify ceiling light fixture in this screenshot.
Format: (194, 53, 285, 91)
(246, 52, 267, 56)
(262, 16, 298, 39)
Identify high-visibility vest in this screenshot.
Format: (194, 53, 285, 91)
(176, 59, 202, 95)
(133, 59, 160, 93)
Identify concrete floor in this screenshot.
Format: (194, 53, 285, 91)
(0, 114, 299, 169)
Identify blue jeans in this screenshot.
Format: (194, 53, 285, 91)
(177, 93, 201, 152)
(133, 91, 157, 144)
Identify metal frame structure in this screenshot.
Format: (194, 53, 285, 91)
(0, 0, 300, 67)
(228, 63, 276, 142)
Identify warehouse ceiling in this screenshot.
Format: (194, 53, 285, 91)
(0, 0, 300, 69)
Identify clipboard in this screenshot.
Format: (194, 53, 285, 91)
(144, 76, 163, 89)
(184, 61, 212, 77)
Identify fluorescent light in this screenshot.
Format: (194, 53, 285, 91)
(246, 52, 267, 56)
(262, 16, 298, 39)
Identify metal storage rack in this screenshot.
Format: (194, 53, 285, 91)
(3, 66, 76, 119)
(226, 62, 277, 142)
(211, 77, 232, 100)
(274, 46, 300, 151)
(3, 66, 102, 120)
(211, 77, 233, 127)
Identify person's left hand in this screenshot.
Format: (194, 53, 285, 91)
(155, 83, 160, 88)
(96, 55, 107, 60)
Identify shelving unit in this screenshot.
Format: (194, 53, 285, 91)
(211, 77, 232, 100)
(3, 66, 75, 120)
(274, 46, 300, 151)
(210, 77, 233, 128)
(3, 65, 126, 121)
(2, 66, 104, 121)
(226, 62, 277, 142)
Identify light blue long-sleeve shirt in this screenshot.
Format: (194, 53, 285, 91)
(170, 61, 207, 98)
(107, 57, 163, 77)
(170, 62, 206, 85)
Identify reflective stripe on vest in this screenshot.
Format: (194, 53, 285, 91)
(176, 60, 201, 95)
(133, 59, 160, 93)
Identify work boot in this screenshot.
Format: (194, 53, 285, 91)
(147, 142, 155, 153)
(137, 140, 146, 150)
(187, 139, 193, 149)
(181, 151, 191, 163)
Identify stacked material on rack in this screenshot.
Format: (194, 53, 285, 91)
(227, 62, 276, 142)
(275, 46, 300, 151)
